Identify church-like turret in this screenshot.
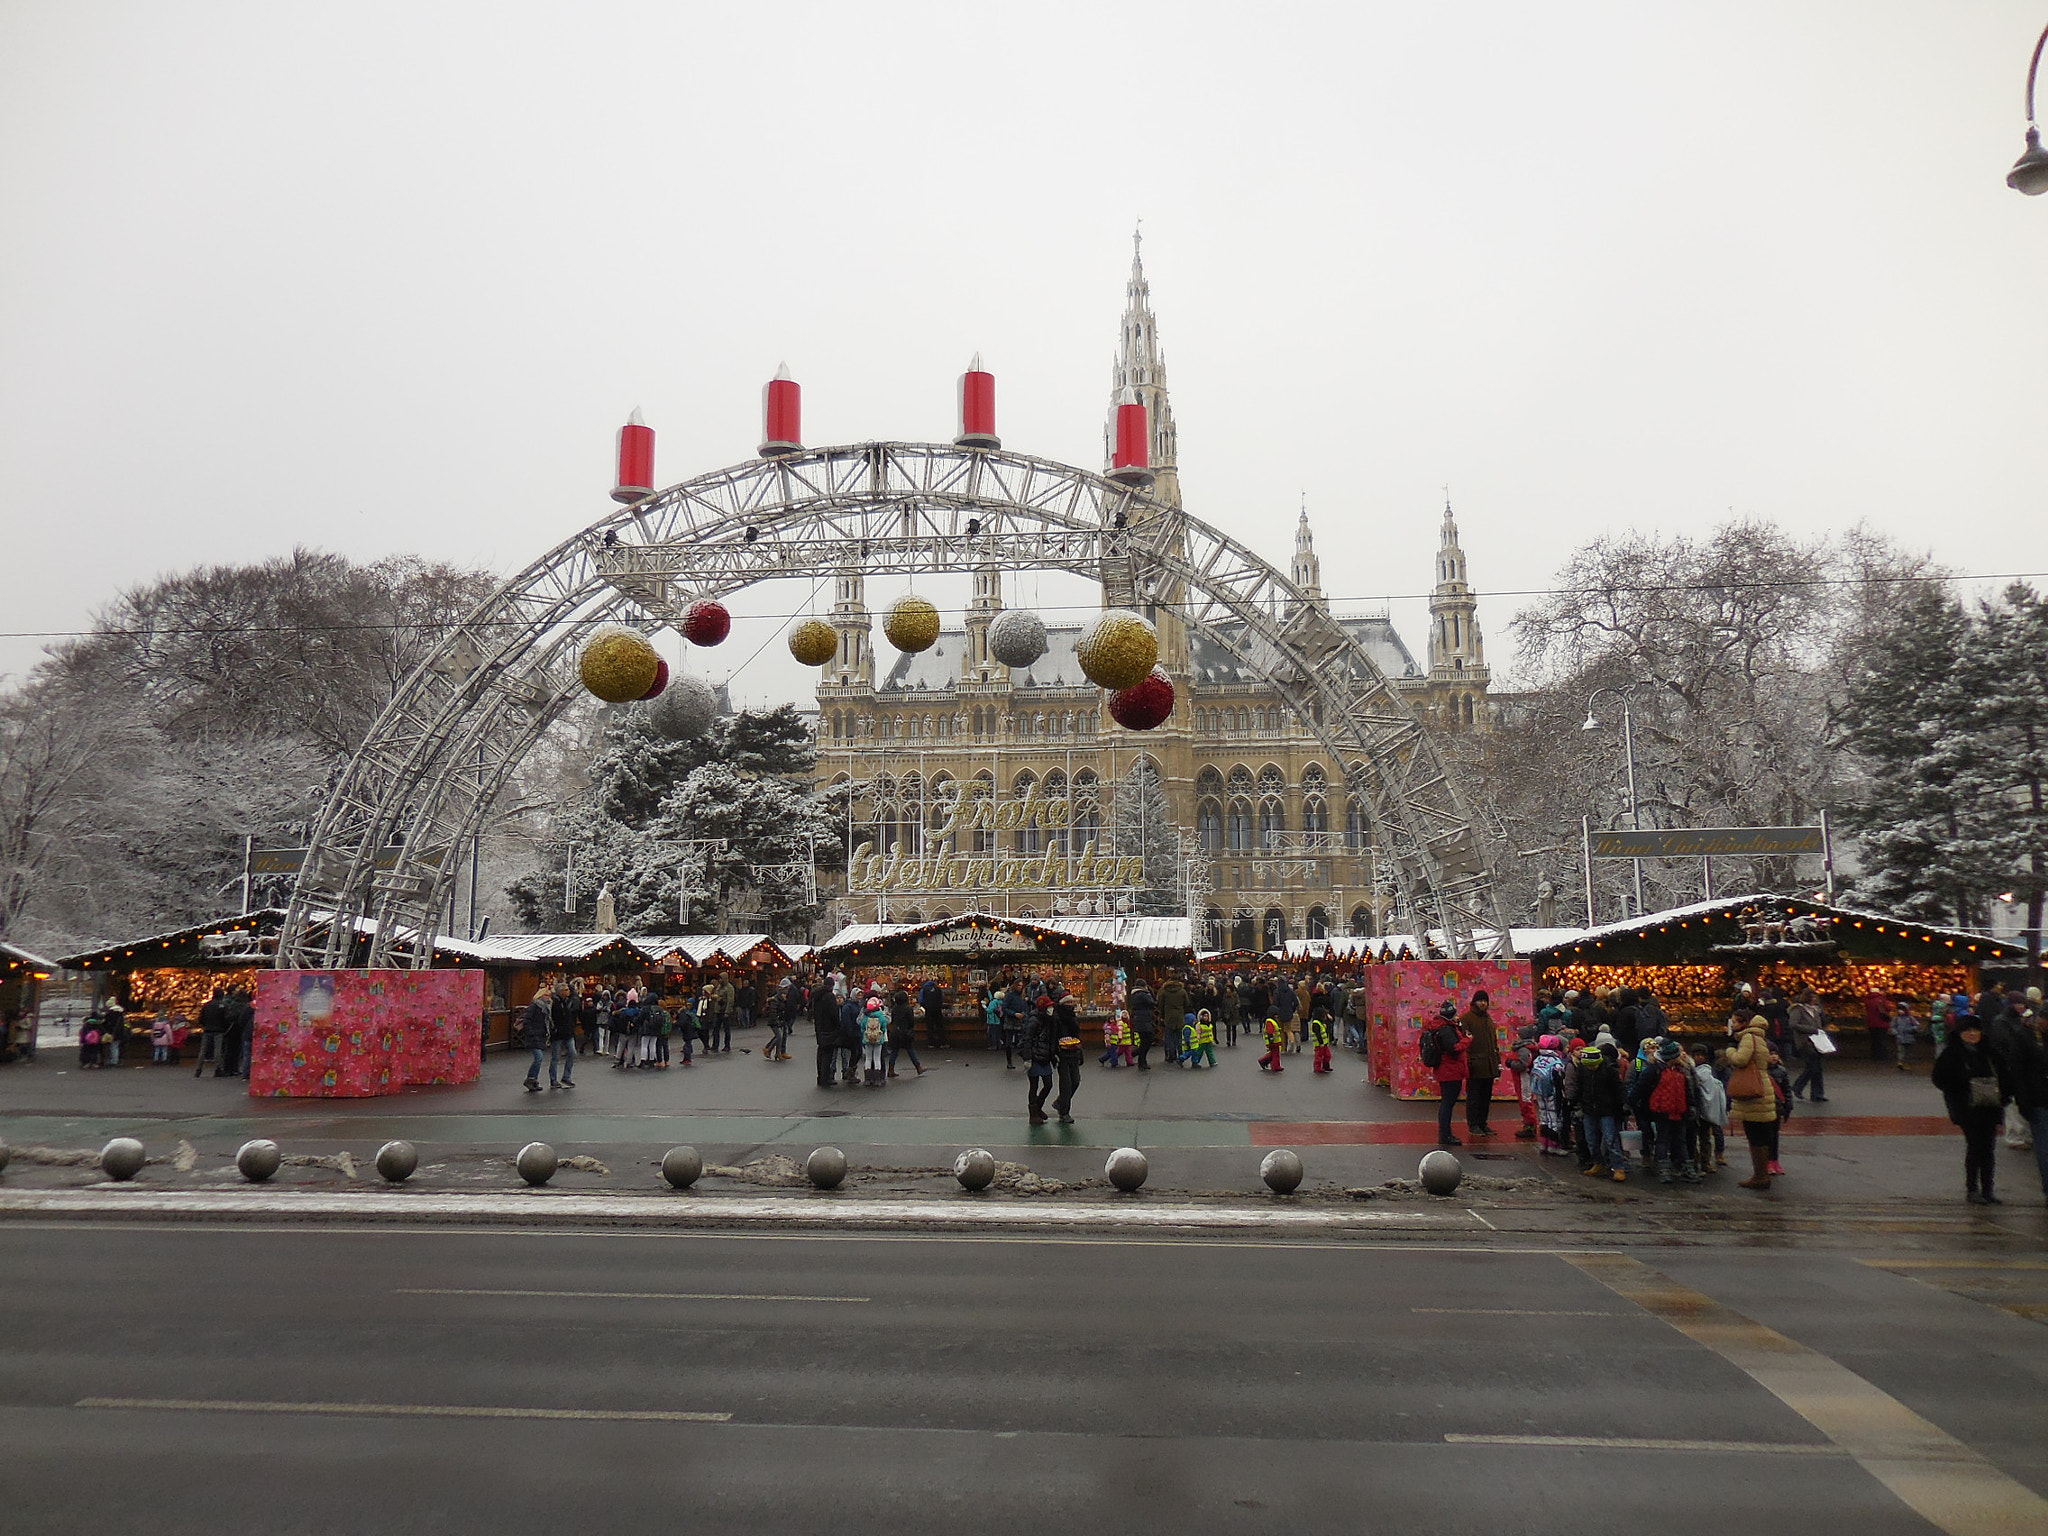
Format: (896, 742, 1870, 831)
(824, 566, 874, 692)
(1104, 228, 1189, 677)
(1427, 499, 1489, 727)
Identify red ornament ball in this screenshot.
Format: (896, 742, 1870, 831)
(1108, 667, 1175, 731)
(638, 657, 670, 700)
(682, 599, 731, 647)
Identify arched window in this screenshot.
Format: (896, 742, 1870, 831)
(1226, 798, 1254, 852)
(1227, 765, 1254, 796)
(1349, 905, 1374, 938)
(1232, 912, 1258, 951)
(1263, 908, 1287, 950)
(830, 712, 842, 740)
(1301, 796, 1329, 836)
(1203, 907, 1225, 950)
(1301, 763, 1327, 793)
(1196, 799, 1223, 853)
(1258, 798, 1285, 849)
(1258, 764, 1285, 796)
(1346, 802, 1367, 850)
(972, 771, 995, 853)
(1042, 770, 1069, 855)
(1013, 771, 1041, 853)
(1306, 906, 1329, 939)
(1197, 766, 1223, 796)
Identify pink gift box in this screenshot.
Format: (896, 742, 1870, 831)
(251, 969, 484, 1098)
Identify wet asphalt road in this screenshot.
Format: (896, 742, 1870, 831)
(3, 1222, 2047, 1534)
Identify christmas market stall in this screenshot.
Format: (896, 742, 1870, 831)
(814, 913, 1194, 1032)
(1522, 894, 2025, 1034)
(57, 910, 290, 1059)
(1, 941, 57, 1061)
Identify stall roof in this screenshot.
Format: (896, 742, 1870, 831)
(637, 934, 791, 967)
(1521, 894, 2022, 965)
(56, 910, 285, 971)
(2, 940, 60, 978)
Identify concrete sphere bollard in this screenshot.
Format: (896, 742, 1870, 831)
(516, 1141, 559, 1187)
(1105, 1146, 1149, 1193)
(100, 1137, 146, 1181)
(661, 1146, 703, 1189)
(235, 1139, 282, 1183)
(1418, 1148, 1463, 1197)
(953, 1147, 996, 1192)
(806, 1146, 848, 1190)
(1260, 1147, 1304, 1195)
(375, 1140, 418, 1183)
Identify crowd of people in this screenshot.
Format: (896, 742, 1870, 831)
(71, 987, 255, 1076)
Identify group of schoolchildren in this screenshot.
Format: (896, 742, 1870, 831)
(1421, 984, 1796, 1190)
(1098, 971, 1341, 1075)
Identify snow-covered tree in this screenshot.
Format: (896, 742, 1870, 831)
(1106, 758, 1181, 917)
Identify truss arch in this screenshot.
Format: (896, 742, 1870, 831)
(282, 441, 1504, 967)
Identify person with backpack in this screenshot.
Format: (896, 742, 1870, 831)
(1308, 1012, 1333, 1075)
(1933, 1014, 2014, 1204)
(1573, 1039, 1627, 1179)
(1529, 1035, 1570, 1156)
(1420, 1001, 1468, 1147)
(887, 981, 924, 1078)
(1631, 1038, 1701, 1184)
(1691, 1047, 1729, 1171)
(859, 993, 889, 1085)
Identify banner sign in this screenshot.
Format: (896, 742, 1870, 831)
(1589, 827, 1824, 859)
(847, 781, 1142, 896)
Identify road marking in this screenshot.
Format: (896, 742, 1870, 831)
(1860, 1259, 2048, 1271)
(1465, 1208, 1497, 1230)
(1445, 1434, 1843, 1456)
(76, 1397, 730, 1423)
(1414, 1308, 1622, 1316)
(1568, 1253, 2048, 1536)
(397, 1287, 868, 1303)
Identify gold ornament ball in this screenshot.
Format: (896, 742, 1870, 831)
(884, 594, 941, 653)
(579, 626, 661, 703)
(789, 618, 838, 667)
(1077, 609, 1158, 690)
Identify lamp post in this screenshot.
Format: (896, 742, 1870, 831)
(1582, 685, 1648, 918)
(2009, 22, 2048, 194)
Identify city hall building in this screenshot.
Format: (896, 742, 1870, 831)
(814, 243, 1491, 950)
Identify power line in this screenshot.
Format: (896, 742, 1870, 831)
(0, 566, 2029, 644)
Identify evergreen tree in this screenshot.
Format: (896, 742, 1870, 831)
(506, 704, 845, 939)
(1840, 590, 1990, 928)
(1107, 759, 1181, 917)
(1965, 584, 2048, 955)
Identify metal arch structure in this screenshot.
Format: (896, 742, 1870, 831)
(280, 442, 1508, 968)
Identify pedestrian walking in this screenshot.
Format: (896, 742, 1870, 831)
(1052, 997, 1083, 1124)
(195, 989, 228, 1078)
(861, 994, 888, 1086)
(548, 983, 578, 1088)
(1933, 1015, 2015, 1204)
(1186, 1009, 1217, 1069)
(1574, 1039, 1626, 1180)
(887, 981, 924, 1078)
(812, 981, 842, 1087)
(1307, 1012, 1332, 1074)
(1258, 1014, 1286, 1074)
(1788, 987, 1831, 1101)
(838, 990, 865, 1086)
(920, 976, 948, 1049)
(1530, 1035, 1570, 1156)
(517, 993, 551, 1092)
(1631, 1038, 1702, 1184)
(1272, 976, 1300, 1054)
(1129, 981, 1158, 1070)
(1025, 997, 1057, 1124)
(1889, 998, 1920, 1072)
(2006, 1007, 2048, 1202)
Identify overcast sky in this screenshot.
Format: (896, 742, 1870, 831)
(3, 2, 2045, 706)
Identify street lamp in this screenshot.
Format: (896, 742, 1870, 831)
(2009, 23, 2048, 194)
(1583, 684, 1647, 918)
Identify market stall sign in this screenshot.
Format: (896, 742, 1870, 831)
(1589, 827, 1824, 858)
(915, 929, 1037, 955)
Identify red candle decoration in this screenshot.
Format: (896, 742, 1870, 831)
(1108, 666, 1175, 730)
(956, 353, 998, 449)
(682, 599, 732, 647)
(612, 409, 655, 503)
(1108, 388, 1153, 488)
(760, 365, 802, 457)
(637, 657, 670, 700)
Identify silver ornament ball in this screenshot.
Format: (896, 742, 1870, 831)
(661, 1145, 703, 1189)
(516, 1141, 559, 1186)
(100, 1137, 146, 1181)
(1105, 1146, 1149, 1193)
(235, 1139, 282, 1183)
(805, 1146, 848, 1190)
(375, 1140, 418, 1183)
(648, 673, 717, 740)
(952, 1147, 996, 1192)
(1260, 1147, 1304, 1195)
(1418, 1149, 1463, 1196)
(987, 608, 1049, 669)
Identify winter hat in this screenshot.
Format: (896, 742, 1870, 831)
(1658, 1038, 1682, 1060)
(2030, 988, 2044, 1005)
(1437, 1001, 1458, 1020)
(1472, 989, 1491, 1004)
(1594, 1029, 1617, 1050)
(1538, 1034, 1561, 1051)
(1563, 990, 1580, 1002)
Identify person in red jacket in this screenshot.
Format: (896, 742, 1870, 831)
(1426, 1000, 1470, 1148)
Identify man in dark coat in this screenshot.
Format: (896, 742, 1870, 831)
(196, 988, 227, 1078)
(920, 977, 947, 1049)
(1460, 990, 1501, 1138)
(1025, 998, 1058, 1124)
(811, 981, 842, 1087)
(517, 994, 552, 1093)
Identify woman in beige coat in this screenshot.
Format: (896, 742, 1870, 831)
(1722, 1014, 1779, 1190)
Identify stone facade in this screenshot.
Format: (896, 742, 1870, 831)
(813, 238, 1490, 947)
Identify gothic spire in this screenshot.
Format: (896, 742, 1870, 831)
(1106, 225, 1177, 485)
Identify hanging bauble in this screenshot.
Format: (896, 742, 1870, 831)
(1077, 609, 1158, 691)
(637, 657, 670, 700)
(788, 618, 838, 667)
(682, 599, 731, 647)
(580, 625, 661, 703)
(884, 593, 941, 653)
(1108, 666, 1175, 731)
(987, 607, 1048, 668)
(648, 673, 717, 740)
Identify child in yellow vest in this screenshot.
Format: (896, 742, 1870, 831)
(1186, 1009, 1217, 1068)
(1259, 1016, 1285, 1073)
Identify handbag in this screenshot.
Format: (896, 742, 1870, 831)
(1726, 1059, 1766, 1100)
(1968, 1077, 2002, 1110)
(1811, 1031, 1837, 1056)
